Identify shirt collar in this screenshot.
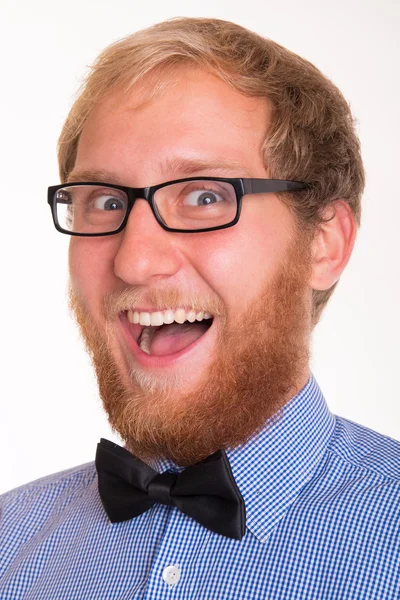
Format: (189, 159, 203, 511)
(147, 372, 335, 543)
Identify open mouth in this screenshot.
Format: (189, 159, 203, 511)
(121, 310, 214, 358)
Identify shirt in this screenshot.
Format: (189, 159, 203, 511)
(0, 373, 399, 599)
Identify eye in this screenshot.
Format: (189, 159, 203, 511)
(183, 189, 225, 207)
(93, 194, 127, 211)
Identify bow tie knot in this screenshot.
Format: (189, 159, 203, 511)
(95, 438, 246, 540)
(148, 471, 177, 506)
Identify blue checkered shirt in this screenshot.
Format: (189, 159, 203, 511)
(1, 373, 399, 599)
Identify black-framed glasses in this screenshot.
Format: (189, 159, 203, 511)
(48, 177, 311, 236)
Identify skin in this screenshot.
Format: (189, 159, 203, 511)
(68, 68, 356, 466)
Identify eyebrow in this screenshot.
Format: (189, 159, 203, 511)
(66, 157, 253, 185)
(66, 168, 121, 184)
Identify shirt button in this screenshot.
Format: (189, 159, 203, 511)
(162, 565, 180, 587)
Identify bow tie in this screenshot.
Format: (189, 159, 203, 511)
(95, 438, 246, 540)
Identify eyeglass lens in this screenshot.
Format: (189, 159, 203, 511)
(54, 181, 238, 234)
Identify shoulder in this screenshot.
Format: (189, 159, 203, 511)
(0, 461, 97, 521)
(329, 415, 400, 482)
(312, 414, 400, 531)
(291, 416, 400, 562)
(0, 462, 100, 583)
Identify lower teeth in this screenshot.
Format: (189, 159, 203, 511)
(139, 327, 156, 355)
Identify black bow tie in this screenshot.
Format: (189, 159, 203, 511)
(95, 438, 246, 540)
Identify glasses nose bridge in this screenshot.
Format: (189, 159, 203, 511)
(126, 185, 152, 214)
(128, 185, 150, 203)
(125, 185, 162, 228)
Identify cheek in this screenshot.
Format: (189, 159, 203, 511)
(68, 238, 116, 311)
(192, 215, 287, 312)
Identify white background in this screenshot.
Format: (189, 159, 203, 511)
(1, 0, 399, 494)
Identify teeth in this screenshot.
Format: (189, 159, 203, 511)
(150, 312, 163, 326)
(138, 327, 152, 354)
(127, 307, 214, 355)
(174, 308, 186, 324)
(127, 308, 213, 327)
(139, 312, 151, 326)
(164, 310, 174, 324)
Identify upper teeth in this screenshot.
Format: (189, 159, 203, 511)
(127, 308, 212, 326)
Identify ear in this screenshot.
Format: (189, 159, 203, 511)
(309, 200, 357, 291)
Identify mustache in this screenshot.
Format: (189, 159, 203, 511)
(101, 287, 223, 321)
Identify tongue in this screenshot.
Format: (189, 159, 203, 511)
(149, 321, 210, 356)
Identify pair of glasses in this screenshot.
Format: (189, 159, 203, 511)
(47, 177, 311, 236)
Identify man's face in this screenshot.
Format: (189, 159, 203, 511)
(68, 68, 314, 466)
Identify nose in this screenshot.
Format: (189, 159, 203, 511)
(113, 198, 182, 285)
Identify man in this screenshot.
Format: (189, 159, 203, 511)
(0, 17, 398, 599)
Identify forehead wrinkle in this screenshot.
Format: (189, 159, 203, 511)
(156, 156, 253, 178)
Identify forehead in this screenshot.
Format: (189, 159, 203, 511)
(75, 67, 271, 184)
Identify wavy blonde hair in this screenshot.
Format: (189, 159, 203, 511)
(58, 17, 365, 328)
